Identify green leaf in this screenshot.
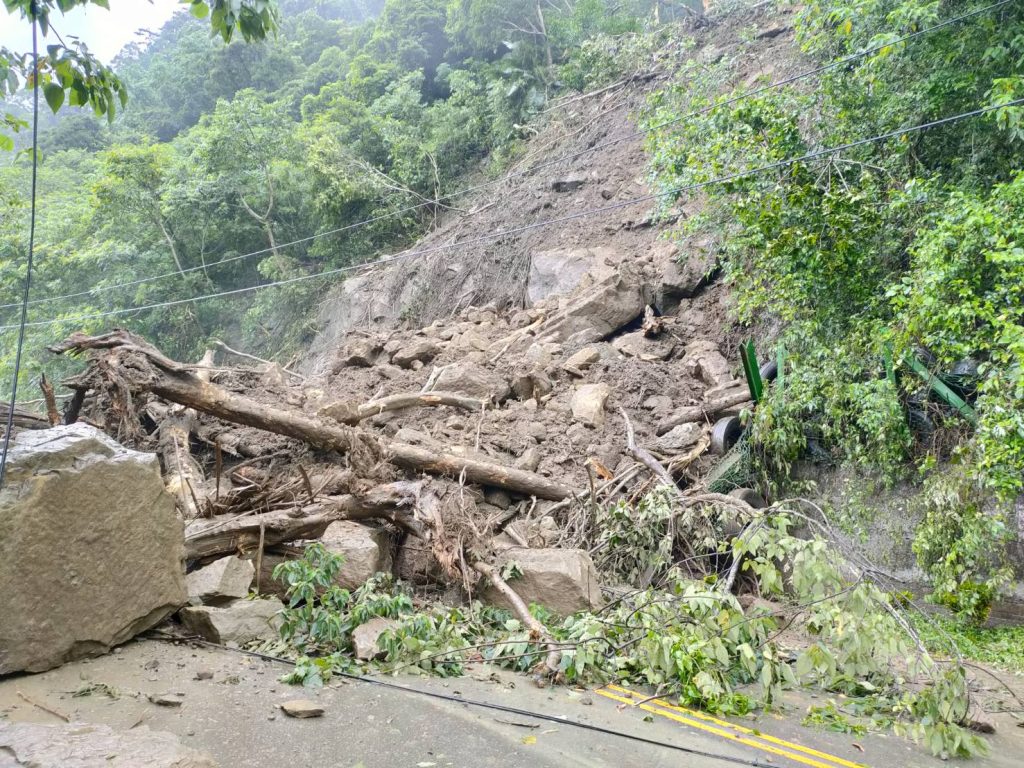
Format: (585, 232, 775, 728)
(190, 1, 210, 19)
(43, 82, 64, 113)
(0, 133, 12, 151)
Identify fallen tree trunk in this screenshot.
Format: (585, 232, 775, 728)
(50, 331, 570, 500)
(656, 389, 753, 435)
(0, 404, 51, 432)
(354, 391, 488, 422)
(389, 443, 569, 500)
(185, 481, 430, 559)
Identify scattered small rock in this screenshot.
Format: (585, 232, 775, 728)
(280, 700, 325, 718)
(147, 693, 184, 707)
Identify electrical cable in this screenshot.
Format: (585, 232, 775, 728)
(0, 12, 40, 489)
(150, 634, 774, 768)
(0, 0, 1011, 312)
(4, 96, 1020, 333)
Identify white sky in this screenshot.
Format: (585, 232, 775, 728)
(0, 0, 183, 63)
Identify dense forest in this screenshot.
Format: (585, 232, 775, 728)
(0, 0, 690, 372)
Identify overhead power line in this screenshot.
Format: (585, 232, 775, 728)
(3, 97, 1019, 334)
(0, 0, 1010, 313)
(0, 19, 40, 489)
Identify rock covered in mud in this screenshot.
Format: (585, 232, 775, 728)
(0, 720, 218, 767)
(429, 361, 510, 402)
(352, 616, 399, 660)
(390, 339, 440, 368)
(527, 247, 617, 305)
(0, 423, 185, 675)
(655, 423, 704, 454)
(484, 548, 603, 616)
(186, 557, 255, 605)
(178, 598, 282, 645)
(320, 521, 393, 589)
(571, 383, 611, 427)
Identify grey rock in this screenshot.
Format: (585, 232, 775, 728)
(655, 423, 704, 454)
(391, 339, 440, 368)
(186, 557, 254, 605)
(551, 175, 587, 192)
(483, 488, 513, 510)
(318, 400, 359, 425)
(0, 721, 218, 767)
(533, 264, 648, 344)
(352, 617, 399, 660)
(320, 521, 393, 590)
(0, 424, 185, 674)
(147, 693, 185, 707)
(178, 598, 282, 645)
(430, 361, 510, 402)
(337, 337, 382, 368)
(611, 331, 675, 361)
(562, 346, 601, 374)
(642, 395, 673, 413)
(527, 247, 618, 304)
(484, 548, 603, 616)
(685, 341, 734, 387)
(280, 700, 324, 719)
(571, 383, 611, 427)
(515, 446, 542, 472)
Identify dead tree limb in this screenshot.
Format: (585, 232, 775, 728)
(620, 408, 681, 498)
(185, 482, 430, 559)
(472, 561, 561, 676)
(212, 339, 306, 382)
(656, 389, 753, 435)
(39, 374, 60, 426)
(389, 443, 569, 500)
(50, 330, 569, 500)
(350, 391, 489, 423)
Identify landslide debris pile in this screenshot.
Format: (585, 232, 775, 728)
(33, 242, 767, 651)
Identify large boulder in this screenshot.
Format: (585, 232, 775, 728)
(0, 721, 218, 768)
(527, 247, 618, 304)
(0, 423, 185, 674)
(484, 548, 603, 616)
(429, 361, 510, 402)
(534, 265, 648, 344)
(178, 598, 282, 645)
(186, 557, 254, 605)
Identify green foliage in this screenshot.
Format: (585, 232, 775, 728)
(273, 543, 412, 656)
(803, 700, 870, 736)
(269, 497, 986, 757)
(912, 613, 1024, 674)
(642, 0, 1024, 618)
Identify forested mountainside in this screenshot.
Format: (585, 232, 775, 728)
(0, 0, 692, 370)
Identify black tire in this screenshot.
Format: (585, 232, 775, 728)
(729, 487, 767, 510)
(907, 406, 935, 437)
(711, 416, 743, 455)
(758, 359, 778, 382)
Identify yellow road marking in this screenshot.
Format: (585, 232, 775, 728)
(595, 686, 868, 768)
(606, 684, 867, 768)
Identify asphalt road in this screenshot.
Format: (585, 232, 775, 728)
(1, 639, 1020, 768)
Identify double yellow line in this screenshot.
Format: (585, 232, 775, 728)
(596, 684, 868, 768)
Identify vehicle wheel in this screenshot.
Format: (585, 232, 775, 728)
(711, 415, 743, 455)
(758, 360, 778, 383)
(729, 487, 767, 510)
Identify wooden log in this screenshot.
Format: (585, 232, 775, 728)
(185, 482, 429, 559)
(656, 389, 753, 435)
(0, 404, 51, 432)
(354, 391, 488, 422)
(388, 443, 570, 501)
(51, 330, 569, 500)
